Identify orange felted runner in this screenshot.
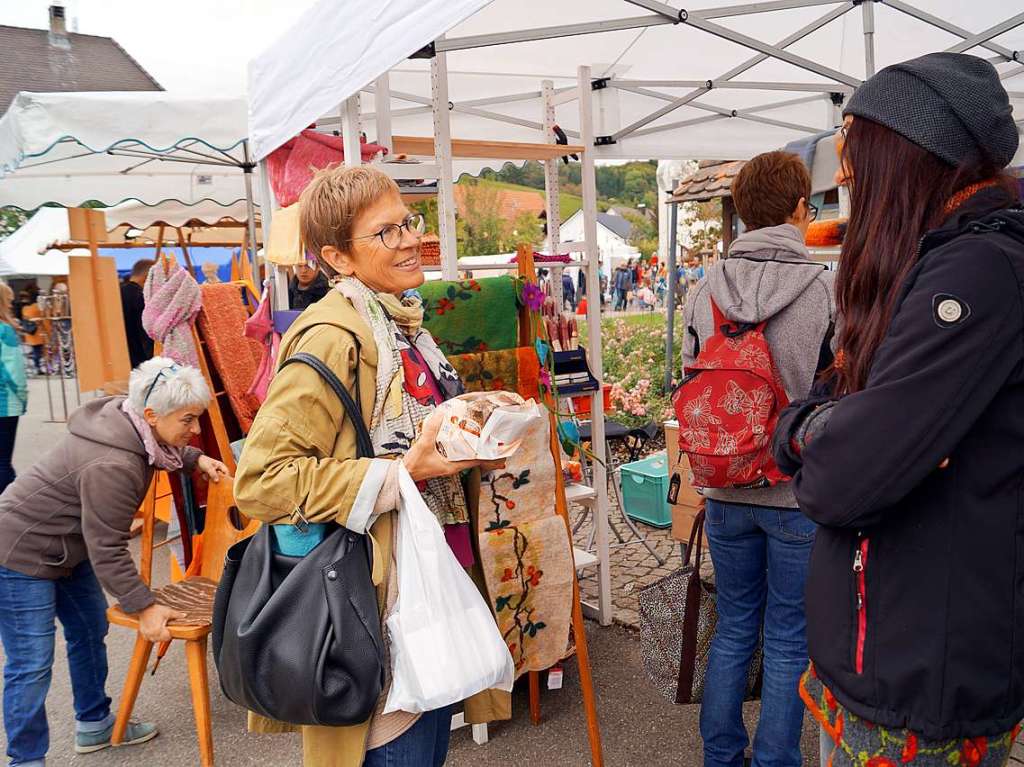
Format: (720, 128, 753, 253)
(196, 284, 263, 432)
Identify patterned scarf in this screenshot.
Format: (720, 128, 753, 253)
(121, 399, 186, 472)
(334, 277, 468, 526)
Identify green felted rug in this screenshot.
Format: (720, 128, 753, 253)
(420, 276, 520, 355)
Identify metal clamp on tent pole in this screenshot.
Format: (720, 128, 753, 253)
(830, 92, 846, 106)
(411, 41, 436, 59)
(591, 77, 610, 90)
(594, 136, 617, 146)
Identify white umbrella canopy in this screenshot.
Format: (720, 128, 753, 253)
(0, 91, 259, 211)
(249, 0, 1024, 164)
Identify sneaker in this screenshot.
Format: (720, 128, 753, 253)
(74, 720, 158, 754)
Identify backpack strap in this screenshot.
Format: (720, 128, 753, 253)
(815, 320, 836, 375)
(709, 297, 761, 338)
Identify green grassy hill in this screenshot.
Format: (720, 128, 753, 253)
(458, 179, 582, 220)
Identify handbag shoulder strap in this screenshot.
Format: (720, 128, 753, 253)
(279, 352, 375, 460)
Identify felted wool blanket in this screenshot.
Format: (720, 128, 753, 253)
(420, 277, 519, 355)
(448, 347, 540, 402)
(477, 416, 573, 676)
(142, 261, 201, 368)
(196, 284, 263, 432)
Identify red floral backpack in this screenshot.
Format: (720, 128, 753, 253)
(672, 298, 790, 489)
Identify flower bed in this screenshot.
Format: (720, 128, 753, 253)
(586, 313, 684, 429)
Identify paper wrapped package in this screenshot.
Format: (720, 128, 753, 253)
(435, 391, 544, 462)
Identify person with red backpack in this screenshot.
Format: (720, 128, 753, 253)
(678, 150, 835, 767)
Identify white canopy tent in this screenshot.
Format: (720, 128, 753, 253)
(0, 207, 73, 278)
(0, 91, 261, 274)
(249, 0, 1024, 629)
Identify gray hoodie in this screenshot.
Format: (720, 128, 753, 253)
(681, 223, 835, 509)
(0, 397, 200, 613)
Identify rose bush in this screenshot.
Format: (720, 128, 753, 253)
(583, 313, 683, 429)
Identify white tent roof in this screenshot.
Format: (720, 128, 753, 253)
(249, 0, 1024, 164)
(0, 207, 72, 278)
(0, 91, 259, 213)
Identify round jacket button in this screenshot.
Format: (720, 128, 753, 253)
(326, 570, 338, 581)
(937, 299, 962, 323)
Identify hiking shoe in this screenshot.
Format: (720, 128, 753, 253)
(75, 720, 158, 754)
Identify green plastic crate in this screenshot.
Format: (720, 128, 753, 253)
(621, 452, 672, 528)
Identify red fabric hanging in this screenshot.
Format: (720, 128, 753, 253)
(267, 129, 387, 206)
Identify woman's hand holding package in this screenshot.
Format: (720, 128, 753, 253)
(401, 411, 505, 482)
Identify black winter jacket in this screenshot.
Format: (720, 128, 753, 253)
(775, 190, 1024, 740)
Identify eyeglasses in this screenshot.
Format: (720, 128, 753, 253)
(345, 213, 426, 250)
(143, 364, 179, 407)
(806, 201, 819, 221)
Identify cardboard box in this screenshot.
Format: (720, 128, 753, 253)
(664, 420, 705, 545)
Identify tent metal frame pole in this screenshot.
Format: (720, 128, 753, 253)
(945, 12, 1024, 55)
(610, 1, 855, 141)
(374, 74, 393, 156)
(613, 79, 854, 92)
(257, 159, 289, 312)
(578, 64, 613, 627)
(1002, 65, 1024, 81)
(432, 51, 458, 280)
(541, 79, 565, 309)
(339, 94, 363, 167)
(664, 199, 679, 393)
(884, 0, 1019, 61)
(364, 86, 583, 139)
(862, 0, 876, 78)
(241, 139, 260, 284)
(434, 15, 674, 52)
(678, 14, 862, 87)
(615, 84, 824, 133)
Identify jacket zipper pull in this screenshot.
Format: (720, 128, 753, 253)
(853, 549, 864, 573)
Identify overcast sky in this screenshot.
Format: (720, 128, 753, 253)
(2, 0, 319, 95)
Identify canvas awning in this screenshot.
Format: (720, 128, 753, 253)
(249, 0, 1024, 164)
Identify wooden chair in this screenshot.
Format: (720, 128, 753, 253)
(107, 476, 258, 766)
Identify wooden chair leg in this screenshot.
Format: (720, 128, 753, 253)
(112, 635, 154, 745)
(185, 636, 214, 767)
(528, 670, 542, 725)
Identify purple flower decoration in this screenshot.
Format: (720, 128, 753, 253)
(522, 282, 544, 312)
(539, 367, 552, 389)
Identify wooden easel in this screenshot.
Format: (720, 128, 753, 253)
(517, 244, 604, 766)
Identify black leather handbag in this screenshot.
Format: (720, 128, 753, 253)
(212, 352, 385, 726)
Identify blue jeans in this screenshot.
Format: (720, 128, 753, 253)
(0, 562, 112, 766)
(699, 500, 815, 767)
(363, 705, 453, 767)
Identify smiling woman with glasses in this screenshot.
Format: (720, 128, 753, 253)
(234, 164, 506, 767)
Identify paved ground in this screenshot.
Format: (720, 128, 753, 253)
(3, 378, 1021, 766)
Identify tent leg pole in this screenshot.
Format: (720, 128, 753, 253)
(862, 0, 876, 77)
(664, 201, 679, 393)
(578, 65, 612, 627)
(242, 140, 260, 284)
(432, 49, 458, 280)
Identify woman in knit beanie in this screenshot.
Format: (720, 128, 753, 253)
(772, 52, 1024, 766)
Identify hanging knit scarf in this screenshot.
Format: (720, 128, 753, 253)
(142, 260, 202, 368)
(335, 277, 468, 527)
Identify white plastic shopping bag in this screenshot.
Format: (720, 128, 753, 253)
(383, 466, 515, 714)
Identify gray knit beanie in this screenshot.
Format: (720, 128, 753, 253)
(844, 52, 1019, 168)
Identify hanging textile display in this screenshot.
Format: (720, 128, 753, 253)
(142, 259, 202, 368)
(244, 284, 280, 404)
(477, 415, 573, 675)
(196, 284, 264, 432)
(266, 129, 386, 207)
(264, 203, 305, 266)
(448, 347, 541, 402)
(419, 276, 520, 355)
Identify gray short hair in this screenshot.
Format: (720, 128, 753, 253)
(127, 357, 211, 416)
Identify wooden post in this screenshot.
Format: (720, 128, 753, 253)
(518, 243, 604, 766)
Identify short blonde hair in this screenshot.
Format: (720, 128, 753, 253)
(298, 165, 400, 279)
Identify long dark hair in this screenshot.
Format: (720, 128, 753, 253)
(832, 118, 1019, 395)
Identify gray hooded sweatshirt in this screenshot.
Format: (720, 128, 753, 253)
(681, 223, 835, 509)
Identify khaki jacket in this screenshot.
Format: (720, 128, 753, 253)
(234, 291, 507, 767)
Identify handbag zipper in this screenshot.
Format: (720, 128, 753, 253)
(853, 536, 870, 674)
